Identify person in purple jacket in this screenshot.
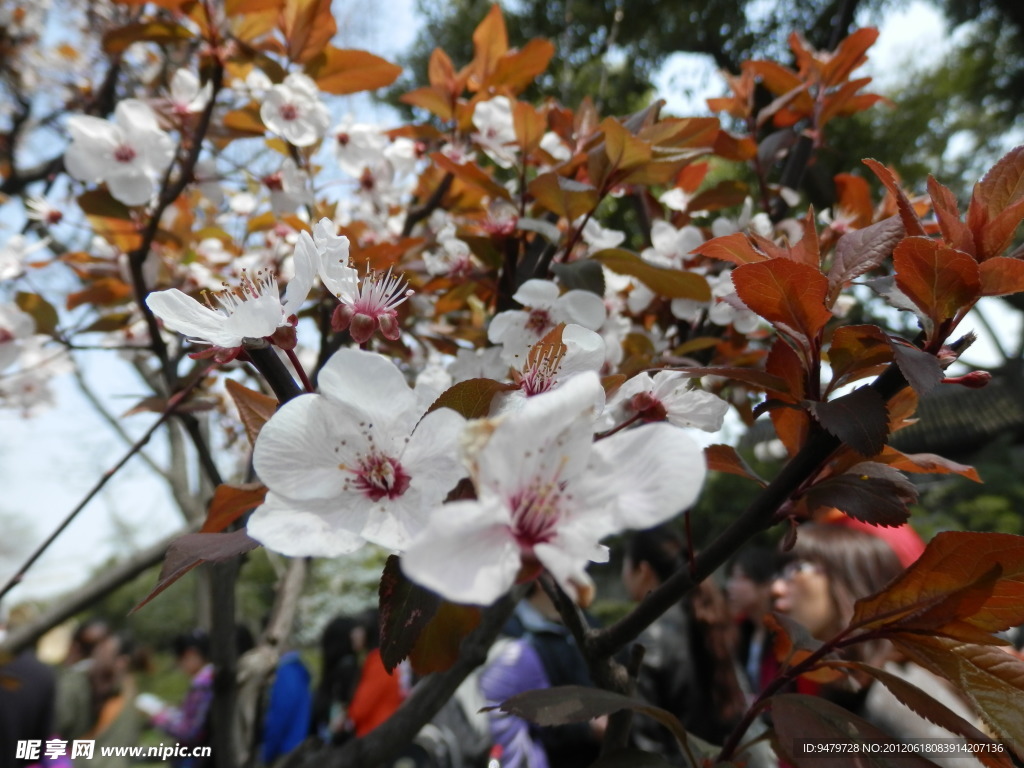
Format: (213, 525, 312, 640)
(149, 631, 213, 768)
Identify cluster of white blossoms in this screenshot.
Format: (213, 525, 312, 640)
(247, 347, 719, 605)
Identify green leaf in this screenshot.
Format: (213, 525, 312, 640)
(592, 248, 710, 301)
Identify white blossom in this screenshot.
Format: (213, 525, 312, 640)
(248, 348, 466, 556)
(472, 96, 518, 169)
(64, 99, 175, 206)
(401, 371, 707, 605)
(261, 73, 330, 147)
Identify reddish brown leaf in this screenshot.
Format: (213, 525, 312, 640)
(427, 46, 455, 90)
(980, 197, 1024, 261)
(528, 172, 599, 222)
(828, 216, 905, 304)
(863, 159, 926, 237)
(888, 339, 943, 395)
(832, 659, 1011, 768)
(692, 233, 768, 266)
(826, 325, 892, 393)
(102, 21, 194, 55)
(225, 379, 280, 445)
(879, 449, 980, 482)
(853, 532, 1024, 641)
(77, 189, 142, 250)
(893, 237, 981, 333)
(834, 173, 874, 227)
(221, 104, 266, 136)
(893, 636, 1024, 760)
(432, 152, 512, 201)
(665, 365, 793, 394)
(15, 292, 59, 337)
(305, 47, 402, 95)
(379, 555, 441, 673)
(66, 277, 134, 310)
(766, 337, 806, 401)
(201, 483, 267, 533)
(823, 27, 879, 87)
(512, 100, 546, 154)
(592, 249, 710, 301)
(278, 0, 336, 64)
(804, 462, 915, 526)
(486, 38, 555, 94)
(133, 530, 259, 612)
(979, 257, 1024, 297)
(704, 444, 766, 485)
(733, 258, 832, 345)
(927, 176, 975, 256)
(764, 612, 843, 683)
(408, 600, 482, 675)
(427, 378, 517, 419)
(772, 694, 938, 768)
(805, 388, 890, 457)
(468, 3, 508, 87)
(976, 145, 1024, 220)
(400, 86, 453, 120)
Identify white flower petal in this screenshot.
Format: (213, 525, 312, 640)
(106, 172, 154, 206)
(248, 494, 366, 556)
(146, 289, 242, 347)
(557, 289, 606, 330)
(402, 500, 521, 604)
(318, 348, 419, 423)
(586, 422, 705, 530)
(512, 279, 560, 308)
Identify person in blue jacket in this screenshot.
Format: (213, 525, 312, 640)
(260, 650, 312, 766)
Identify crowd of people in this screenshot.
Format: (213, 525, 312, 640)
(0, 517, 998, 768)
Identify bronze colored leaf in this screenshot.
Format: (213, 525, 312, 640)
(201, 483, 267, 533)
(832, 660, 1011, 768)
(853, 532, 1024, 641)
(976, 145, 1024, 221)
(927, 176, 974, 256)
(889, 339, 944, 396)
(692, 233, 768, 266)
(863, 159, 926, 237)
(133, 530, 260, 612)
(427, 378, 518, 419)
(408, 600, 482, 675)
(102, 21, 194, 55)
(803, 462, 916, 527)
(705, 444, 766, 485)
(591, 249, 710, 301)
(432, 152, 512, 201)
(893, 237, 981, 334)
(305, 47, 402, 95)
(892, 636, 1024, 760)
(15, 292, 58, 337)
(225, 378, 280, 445)
(66, 277, 134, 310)
(733, 258, 832, 346)
(468, 3, 509, 87)
(486, 38, 556, 94)
(828, 216, 905, 304)
(771, 693, 941, 768)
(279, 0, 336, 64)
(528, 172, 599, 222)
(825, 325, 892, 393)
(379, 555, 441, 673)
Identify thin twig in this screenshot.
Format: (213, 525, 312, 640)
(0, 366, 213, 603)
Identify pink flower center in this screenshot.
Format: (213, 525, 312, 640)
(278, 103, 299, 122)
(509, 481, 566, 550)
(113, 144, 136, 164)
(350, 453, 411, 502)
(629, 391, 668, 422)
(336, 132, 350, 146)
(262, 172, 284, 191)
(0, 328, 14, 343)
(526, 308, 553, 335)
